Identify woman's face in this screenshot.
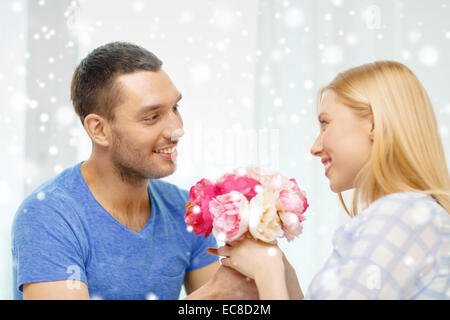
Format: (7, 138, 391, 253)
(310, 90, 373, 193)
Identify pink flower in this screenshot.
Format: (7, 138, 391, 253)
(257, 171, 292, 199)
(279, 212, 304, 242)
(289, 178, 302, 193)
(184, 179, 216, 237)
(185, 169, 309, 243)
(209, 191, 250, 242)
(277, 189, 308, 215)
(214, 173, 261, 200)
(288, 179, 309, 214)
(276, 178, 308, 240)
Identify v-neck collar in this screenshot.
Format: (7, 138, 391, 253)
(76, 161, 155, 236)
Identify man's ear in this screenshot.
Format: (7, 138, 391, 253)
(83, 114, 111, 147)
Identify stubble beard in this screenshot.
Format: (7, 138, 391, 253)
(110, 130, 176, 186)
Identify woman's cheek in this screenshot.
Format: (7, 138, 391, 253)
(321, 128, 336, 153)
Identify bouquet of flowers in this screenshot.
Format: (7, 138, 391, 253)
(184, 168, 308, 243)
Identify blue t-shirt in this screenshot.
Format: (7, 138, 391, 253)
(12, 162, 218, 300)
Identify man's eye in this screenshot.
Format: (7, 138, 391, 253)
(173, 104, 180, 112)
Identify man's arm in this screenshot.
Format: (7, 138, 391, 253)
(184, 261, 220, 294)
(185, 265, 259, 300)
(23, 280, 90, 300)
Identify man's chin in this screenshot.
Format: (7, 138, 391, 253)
(146, 162, 177, 180)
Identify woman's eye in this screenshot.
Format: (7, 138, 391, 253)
(145, 115, 158, 121)
(320, 120, 328, 127)
(173, 104, 180, 112)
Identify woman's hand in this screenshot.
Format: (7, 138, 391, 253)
(215, 236, 284, 280)
(207, 235, 289, 299)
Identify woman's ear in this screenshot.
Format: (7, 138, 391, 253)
(368, 115, 375, 141)
(83, 114, 111, 147)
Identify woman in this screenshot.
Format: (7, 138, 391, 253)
(209, 61, 450, 299)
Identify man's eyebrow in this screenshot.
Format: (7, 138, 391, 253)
(135, 104, 163, 118)
(135, 93, 183, 117)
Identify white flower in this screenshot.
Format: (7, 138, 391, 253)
(248, 191, 283, 243)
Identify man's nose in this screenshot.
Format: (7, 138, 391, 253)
(170, 127, 184, 142)
(162, 114, 184, 142)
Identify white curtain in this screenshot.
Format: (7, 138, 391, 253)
(0, 0, 27, 299)
(1, 0, 449, 299)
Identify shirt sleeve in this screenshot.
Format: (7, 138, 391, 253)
(306, 194, 444, 299)
(186, 232, 220, 272)
(177, 188, 219, 272)
(12, 197, 88, 294)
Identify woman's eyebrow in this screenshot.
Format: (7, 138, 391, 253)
(318, 112, 329, 120)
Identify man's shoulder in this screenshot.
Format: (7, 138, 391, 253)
(148, 178, 189, 202)
(148, 179, 190, 224)
(14, 163, 84, 225)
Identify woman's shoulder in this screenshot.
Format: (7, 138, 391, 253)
(359, 191, 449, 232)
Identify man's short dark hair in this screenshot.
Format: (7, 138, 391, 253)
(70, 41, 162, 125)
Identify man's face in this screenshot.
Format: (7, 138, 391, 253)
(108, 70, 184, 182)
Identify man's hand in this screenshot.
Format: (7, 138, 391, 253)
(185, 265, 259, 300)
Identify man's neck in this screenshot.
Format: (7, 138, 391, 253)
(80, 156, 151, 231)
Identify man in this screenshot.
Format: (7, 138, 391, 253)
(12, 42, 258, 300)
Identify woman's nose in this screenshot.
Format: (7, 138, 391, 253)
(310, 135, 322, 157)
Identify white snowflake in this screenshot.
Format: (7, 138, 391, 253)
(290, 114, 300, 124)
(346, 34, 357, 46)
(54, 165, 63, 174)
(28, 100, 39, 109)
(267, 247, 278, 256)
(132, 1, 145, 12)
(408, 31, 422, 43)
(36, 192, 46, 201)
(40, 113, 49, 123)
(418, 46, 439, 66)
(283, 8, 304, 28)
(304, 80, 314, 89)
(49, 146, 58, 156)
(273, 97, 283, 108)
(146, 293, 158, 300)
(322, 45, 343, 66)
(401, 50, 413, 61)
(11, 1, 23, 13)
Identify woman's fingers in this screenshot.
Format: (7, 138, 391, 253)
(206, 246, 232, 256)
(217, 245, 231, 256)
(220, 257, 233, 268)
(206, 247, 219, 256)
(234, 233, 247, 242)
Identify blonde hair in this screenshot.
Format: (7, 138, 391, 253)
(318, 61, 450, 216)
